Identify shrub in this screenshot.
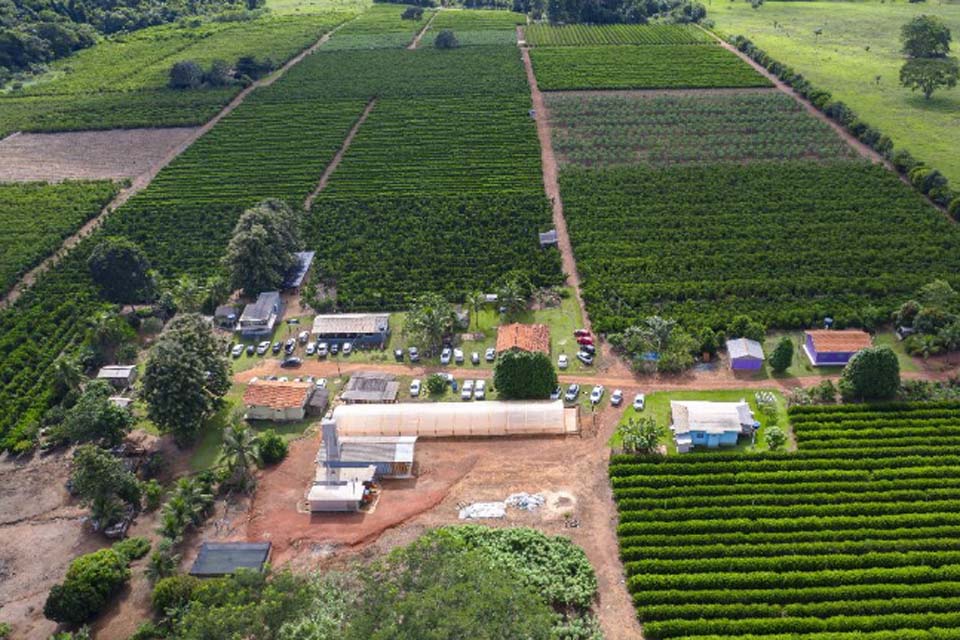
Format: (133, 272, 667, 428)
(152, 575, 200, 615)
(146, 538, 180, 583)
(44, 548, 131, 625)
(258, 429, 288, 465)
(840, 346, 901, 401)
(143, 479, 164, 511)
(949, 197, 960, 220)
(113, 536, 151, 562)
(427, 373, 448, 396)
(401, 6, 424, 19)
(434, 29, 459, 49)
(769, 336, 794, 373)
(891, 149, 920, 174)
(168, 60, 204, 89)
(765, 426, 787, 451)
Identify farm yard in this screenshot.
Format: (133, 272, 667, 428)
(612, 402, 960, 640)
(1, 2, 960, 640)
(545, 89, 855, 167)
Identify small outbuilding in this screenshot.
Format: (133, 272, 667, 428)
(189, 542, 271, 577)
(214, 304, 239, 329)
(726, 338, 765, 370)
(539, 229, 558, 248)
(670, 400, 758, 452)
(243, 379, 315, 421)
(341, 371, 399, 404)
(238, 291, 282, 338)
(311, 313, 390, 348)
(96, 365, 137, 390)
(803, 330, 872, 366)
(496, 323, 550, 355)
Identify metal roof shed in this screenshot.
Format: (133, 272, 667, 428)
(189, 542, 271, 577)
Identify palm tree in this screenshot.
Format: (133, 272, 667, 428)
(497, 280, 526, 320)
(466, 290, 486, 330)
(52, 355, 85, 396)
(218, 421, 261, 491)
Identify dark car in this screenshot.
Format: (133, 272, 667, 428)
(284, 338, 296, 354)
(580, 344, 597, 355)
(408, 346, 420, 362)
(245, 344, 255, 356)
(394, 348, 404, 362)
(330, 343, 340, 355)
(272, 341, 282, 354)
(280, 357, 302, 368)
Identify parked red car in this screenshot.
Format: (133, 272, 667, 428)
(577, 335, 594, 346)
(574, 329, 591, 338)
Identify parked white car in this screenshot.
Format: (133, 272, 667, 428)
(474, 380, 486, 400)
(461, 379, 474, 400)
(256, 341, 270, 355)
(410, 379, 421, 397)
(305, 343, 316, 356)
(590, 385, 605, 404)
(485, 347, 496, 362)
(316, 378, 327, 389)
(550, 386, 562, 401)
(611, 389, 623, 406)
(633, 393, 646, 411)
(440, 347, 452, 365)
(231, 344, 245, 358)
(342, 342, 353, 355)
(454, 348, 464, 364)
(558, 354, 568, 370)
(298, 330, 309, 344)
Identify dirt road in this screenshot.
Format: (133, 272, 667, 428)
(304, 97, 377, 210)
(407, 10, 438, 50)
(0, 15, 358, 309)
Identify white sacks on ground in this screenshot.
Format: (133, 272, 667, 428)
(458, 502, 507, 520)
(505, 493, 546, 511)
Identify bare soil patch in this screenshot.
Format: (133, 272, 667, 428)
(0, 128, 199, 183)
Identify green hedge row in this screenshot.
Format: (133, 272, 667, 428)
(613, 476, 960, 500)
(616, 487, 960, 511)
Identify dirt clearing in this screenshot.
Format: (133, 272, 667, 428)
(0, 128, 199, 183)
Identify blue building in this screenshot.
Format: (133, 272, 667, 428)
(671, 400, 758, 453)
(311, 313, 390, 348)
(726, 338, 765, 371)
(804, 330, 872, 366)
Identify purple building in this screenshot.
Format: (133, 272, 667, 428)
(726, 338, 765, 370)
(803, 330, 872, 366)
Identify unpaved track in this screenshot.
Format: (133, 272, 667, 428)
(0, 16, 358, 309)
(304, 97, 377, 209)
(408, 10, 438, 50)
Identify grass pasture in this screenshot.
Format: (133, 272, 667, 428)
(612, 402, 960, 639)
(525, 23, 712, 46)
(545, 89, 854, 167)
(562, 161, 960, 332)
(530, 44, 770, 90)
(712, 0, 960, 185)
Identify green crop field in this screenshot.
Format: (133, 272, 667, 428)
(712, 0, 960, 185)
(0, 181, 118, 293)
(525, 23, 712, 46)
(612, 402, 960, 639)
(325, 2, 431, 49)
(546, 89, 854, 167)
(425, 9, 522, 47)
(562, 161, 960, 332)
(530, 44, 771, 90)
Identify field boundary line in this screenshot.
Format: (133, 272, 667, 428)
(304, 97, 378, 210)
(700, 25, 952, 219)
(0, 14, 360, 309)
(408, 10, 439, 50)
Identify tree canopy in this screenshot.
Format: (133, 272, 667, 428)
(617, 416, 665, 454)
(899, 15, 958, 99)
(222, 199, 301, 296)
(141, 314, 230, 445)
(403, 293, 457, 354)
(57, 379, 132, 447)
(88, 236, 156, 304)
(901, 15, 953, 58)
(900, 57, 959, 99)
(493, 349, 557, 399)
(768, 336, 794, 373)
(70, 444, 141, 526)
(839, 346, 901, 401)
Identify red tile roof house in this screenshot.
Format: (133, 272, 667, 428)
(495, 323, 550, 354)
(803, 330, 873, 366)
(243, 380, 315, 421)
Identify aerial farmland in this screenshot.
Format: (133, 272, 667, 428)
(0, 0, 959, 638)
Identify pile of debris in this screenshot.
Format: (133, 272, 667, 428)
(458, 492, 546, 520)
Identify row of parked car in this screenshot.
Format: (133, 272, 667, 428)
(408, 376, 487, 400)
(552, 383, 645, 409)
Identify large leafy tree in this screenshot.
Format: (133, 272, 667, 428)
(768, 336, 794, 373)
(71, 445, 141, 526)
(493, 349, 557, 400)
(839, 346, 901, 401)
(900, 57, 959, 99)
(142, 314, 231, 445)
(88, 236, 156, 305)
(58, 379, 132, 447)
(901, 15, 953, 59)
(222, 199, 301, 295)
(345, 534, 554, 640)
(403, 293, 457, 354)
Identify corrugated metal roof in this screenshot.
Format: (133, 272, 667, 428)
(282, 251, 315, 289)
(97, 365, 136, 379)
(318, 436, 417, 464)
(189, 542, 271, 577)
(312, 313, 389, 335)
(342, 372, 399, 402)
(726, 338, 765, 360)
(240, 291, 280, 323)
(671, 400, 754, 435)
